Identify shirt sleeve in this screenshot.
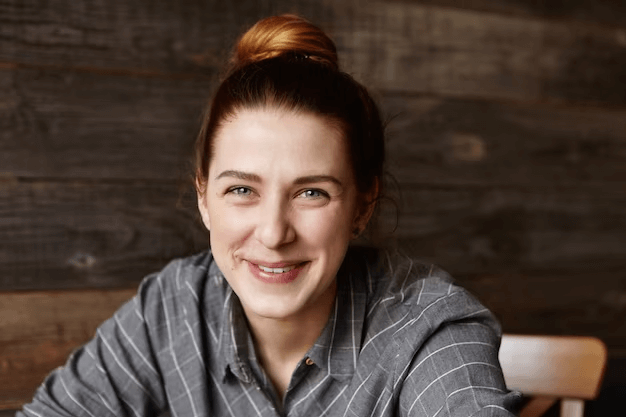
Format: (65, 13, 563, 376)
(16, 273, 169, 417)
(397, 291, 522, 417)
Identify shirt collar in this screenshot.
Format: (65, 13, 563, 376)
(209, 260, 253, 384)
(213, 247, 369, 384)
(306, 264, 367, 382)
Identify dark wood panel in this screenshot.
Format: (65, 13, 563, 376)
(383, 96, 626, 187)
(0, 67, 211, 179)
(386, 185, 626, 277)
(0, 180, 207, 290)
(2, 1, 626, 105)
(0, 0, 332, 75)
(383, 0, 626, 28)
(329, 1, 626, 105)
(0, 288, 135, 409)
(0, 0, 276, 75)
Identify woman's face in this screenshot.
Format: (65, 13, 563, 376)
(197, 107, 367, 322)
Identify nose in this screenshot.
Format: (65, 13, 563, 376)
(254, 196, 295, 249)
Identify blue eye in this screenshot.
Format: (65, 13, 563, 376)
(229, 186, 252, 196)
(299, 189, 326, 199)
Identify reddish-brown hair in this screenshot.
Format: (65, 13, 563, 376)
(232, 14, 338, 70)
(194, 14, 385, 209)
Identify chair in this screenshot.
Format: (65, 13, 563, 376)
(499, 334, 607, 417)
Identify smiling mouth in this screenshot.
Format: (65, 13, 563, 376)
(258, 264, 297, 274)
(248, 261, 307, 284)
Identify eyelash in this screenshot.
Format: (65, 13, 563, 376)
(225, 187, 328, 199)
(297, 189, 328, 199)
(227, 186, 253, 196)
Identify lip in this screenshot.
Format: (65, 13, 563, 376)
(246, 259, 303, 268)
(247, 260, 308, 284)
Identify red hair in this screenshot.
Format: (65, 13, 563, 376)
(194, 15, 385, 215)
(232, 14, 338, 70)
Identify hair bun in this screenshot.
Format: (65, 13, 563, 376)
(232, 14, 338, 70)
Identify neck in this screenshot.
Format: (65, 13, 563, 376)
(242, 281, 337, 399)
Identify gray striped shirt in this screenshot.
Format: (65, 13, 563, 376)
(19, 247, 521, 416)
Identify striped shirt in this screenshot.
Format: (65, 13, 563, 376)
(18, 246, 521, 417)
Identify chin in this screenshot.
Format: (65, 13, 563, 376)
(243, 297, 304, 320)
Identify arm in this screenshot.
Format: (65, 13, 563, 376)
(17, 275, 168, 417)
(398, 299, 521, 416)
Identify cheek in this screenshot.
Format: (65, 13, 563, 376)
(208, 204, 254, 244)
(297, 204, 354, 244)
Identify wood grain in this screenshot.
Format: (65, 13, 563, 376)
(464, 270, 626, 352)
(0, 180, 207, 290)
(381, 0, 626, 27)
(328, 1, 626, 105)
(0, 66, 211, 180)
(387, 185, 626, 276)
(2, 1, 626, 105)
(0, 0, 260, 75)
(383, 96, 626, 187)
(0, 288, 136, 409)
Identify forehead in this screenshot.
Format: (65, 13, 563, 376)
(209, 107, 352, 179)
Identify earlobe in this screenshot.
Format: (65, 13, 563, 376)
(351, 204, 373, 238)
(352, 179, 379, 238)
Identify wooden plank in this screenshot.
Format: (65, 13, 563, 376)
(2, 1, 626, 105)
(328, 1, 626, 105)
(387, 185, 626, 276)
(499, 335, 607, 398)
(0, 67, 211, 180)
(381, 0, 626, 28)
(0, 0, 271, 75)
(0, 180, 207, 290)
(382, 96, 626, 187)
(0, 287, 136, 409)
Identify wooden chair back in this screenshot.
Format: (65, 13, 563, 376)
(499, 334, 607, 417)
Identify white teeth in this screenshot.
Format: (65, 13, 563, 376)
(258, 264, 296, 274)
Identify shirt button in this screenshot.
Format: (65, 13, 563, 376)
(305, 357, 314, 366)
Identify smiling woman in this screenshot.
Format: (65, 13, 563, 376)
(198, 108, 364, 397)
(18, 15, 521, 417)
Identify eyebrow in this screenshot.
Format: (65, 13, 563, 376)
(215, 170, 343, 189)
(215, 170, 261, 182)
(293, 175, 343, 189)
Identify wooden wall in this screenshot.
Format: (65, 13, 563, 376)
(1, 0, 625, 413)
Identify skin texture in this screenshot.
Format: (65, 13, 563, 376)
(196, 107, 373, 398)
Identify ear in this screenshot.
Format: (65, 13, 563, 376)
(196, 179, 211, 231)
(352, 178, 379, 236)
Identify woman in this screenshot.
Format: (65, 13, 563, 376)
(19, 15, 520, 417)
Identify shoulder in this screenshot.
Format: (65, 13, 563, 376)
(354, 246, 501, 340)
(137, 250, 216, 296)
(102, 250, 229, 351)
(125, 250, 224, 325)
(349, 246, 467, 306)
